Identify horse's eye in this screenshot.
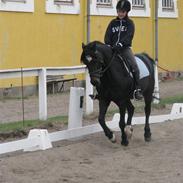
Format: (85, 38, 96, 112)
(86, 55, 92, 62)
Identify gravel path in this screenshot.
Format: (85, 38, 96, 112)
(0, 79, 183, 124)
(0, 80, 183, 183)
(0, 119, 183, 183)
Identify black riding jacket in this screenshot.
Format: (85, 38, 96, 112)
(104, 16, 135, 48)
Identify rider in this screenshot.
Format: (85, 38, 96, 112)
(104, 0, 143, 100)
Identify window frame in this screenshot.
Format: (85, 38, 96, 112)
(158, 0, 178, 18)
(46, 0, 80, 14)
(0, 0, 34, 12)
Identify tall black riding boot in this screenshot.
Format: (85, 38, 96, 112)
(133, 71, 143, 100)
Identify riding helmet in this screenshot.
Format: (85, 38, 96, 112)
(116, 0, 131, 12)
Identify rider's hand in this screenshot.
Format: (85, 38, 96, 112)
(112, 43, 123, 52)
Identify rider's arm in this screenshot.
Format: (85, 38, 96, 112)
(119, 19, 135, 47)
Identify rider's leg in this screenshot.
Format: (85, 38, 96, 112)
(121, 48, 143, 100)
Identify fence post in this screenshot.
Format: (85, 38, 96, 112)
(38, 68, 47, 120)
(85, 69, 93, 115)
(153, 63, 160, 104)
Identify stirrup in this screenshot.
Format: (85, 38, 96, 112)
(89, 94, 99, 100)
(133, 89, 143, 100)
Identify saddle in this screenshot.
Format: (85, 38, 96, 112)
(117, 54, 133, 78)
(117, 54, 150, 80)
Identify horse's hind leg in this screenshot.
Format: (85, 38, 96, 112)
(98, 99, 116, 143)
(144, 94, 153, 142)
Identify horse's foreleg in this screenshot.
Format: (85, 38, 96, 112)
(98, 100, 115, 142)
(144, 95, 152, 142)
(118, 102, 128, 146)
(125, 100, 134, 140)
(126, 100, 134, 126)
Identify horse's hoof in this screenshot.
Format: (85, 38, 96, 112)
(110, 133, 116, 143)
(144, 132, 151, 142)
(121, 140, 129, 146)
(145, 136, 151, 142)
(124, 125, 133, 140)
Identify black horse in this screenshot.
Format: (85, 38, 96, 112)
(81, 41, 155, 146)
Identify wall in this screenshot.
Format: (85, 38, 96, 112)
(0, 0, 183, 90)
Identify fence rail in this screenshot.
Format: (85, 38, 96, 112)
(0, 66, 93, 120)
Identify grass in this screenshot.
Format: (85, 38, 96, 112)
(159, 95, 183, 105)
(0, 94, 183, 134)
(0, 116, 68, 133)
(0, 96, 29, 101)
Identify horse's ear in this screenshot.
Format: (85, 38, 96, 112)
(82, 43, 85, 49)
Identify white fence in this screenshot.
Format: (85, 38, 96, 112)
(0, 66, 94, 120)
(0, 103, 183, 155)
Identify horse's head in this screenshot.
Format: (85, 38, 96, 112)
(81, 41, 105, 87)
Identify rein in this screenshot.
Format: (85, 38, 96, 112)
(89, 68, 103, 78)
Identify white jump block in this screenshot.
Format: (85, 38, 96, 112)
(68, 87, 84, 129)
(171, 103, 183, 115)
(24, 129, 52, 152)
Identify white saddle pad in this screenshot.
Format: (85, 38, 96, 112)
(135, 56, 150, 79)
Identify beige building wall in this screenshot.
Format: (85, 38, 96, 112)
(0, 0, 183, 89)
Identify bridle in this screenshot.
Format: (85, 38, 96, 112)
(88, 52, 117, 78)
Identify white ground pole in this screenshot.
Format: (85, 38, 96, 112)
(68, 87, 84, 129)
(154, 62, 160, 104)
(1, 103, 183, 155)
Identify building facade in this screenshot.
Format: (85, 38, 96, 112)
(0, 0, 182, 90)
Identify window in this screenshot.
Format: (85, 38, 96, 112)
(0, 0, 34, 12)
(162, 0, 174, 11)
(129, 0, 150, 17)
(96, 0, 112, 7)
(54, 0, 73, 5)
(132, 0, 145, 9)
(90, 0, 116, 16)
(46, 0, 80, 14)
(90, 0, 150, 17)
(158, 0, 178, 18)
(2, 0, 26, 3)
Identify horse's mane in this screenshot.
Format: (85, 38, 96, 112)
(90, 41, 104, 46)
(81, 41, 113, 62)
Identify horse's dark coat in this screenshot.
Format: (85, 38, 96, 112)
(81, 41, 155, 145)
